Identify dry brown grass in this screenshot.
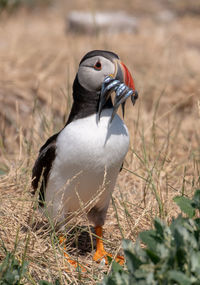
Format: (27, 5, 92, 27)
(0, 1, 200, 283)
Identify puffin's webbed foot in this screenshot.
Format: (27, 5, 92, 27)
(93, 248, 124, 265)
(59, 236, 86, 272)
(93, 226, 124, 266)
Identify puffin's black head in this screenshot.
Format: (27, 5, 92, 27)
(68, 50, 136, 125)
(77, 50, 135, 93)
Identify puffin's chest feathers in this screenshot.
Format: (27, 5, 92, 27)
(55, 109, 129, 173)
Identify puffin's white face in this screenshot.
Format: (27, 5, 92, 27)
(77, 56, 116, 92)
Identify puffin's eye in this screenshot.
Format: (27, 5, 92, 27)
(94, 60, 102, 70)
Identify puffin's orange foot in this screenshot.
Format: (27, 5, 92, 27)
(63, 251, 86, 272)
(94, 226, 124, 266)
(93, 248, 124, 265)
(59, 236, 86, 272)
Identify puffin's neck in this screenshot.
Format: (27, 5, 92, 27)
(66, 75, 113, 126)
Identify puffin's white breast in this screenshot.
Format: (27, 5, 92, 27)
(45, 109, 129, 221)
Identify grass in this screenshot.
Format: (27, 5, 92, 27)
(0, 1, 200, 284)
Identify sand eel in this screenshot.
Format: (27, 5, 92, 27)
(32, 50, 138, 269)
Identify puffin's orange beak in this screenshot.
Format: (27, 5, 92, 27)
(110, 59, 138, 121)
(120, 61, 135, 91)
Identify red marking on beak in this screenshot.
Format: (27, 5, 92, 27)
(120, 61, 135, 91)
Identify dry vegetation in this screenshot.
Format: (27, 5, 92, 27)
(0, 0, 200, 283)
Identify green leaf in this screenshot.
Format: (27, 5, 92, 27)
(173, 196, 195, 218)
(124, 250, 142, 274)
(114, 272, 129, 285)
(122, 239, 134, 253)
(146, 272, 155, 285)
(39, 281, 53, 285)
(55, 280, 61, 285)
(139, 230, 157, 251)
(134, 268, 147, 279)
(102, 191, 200, 285)
(156, 244, 169, 259)
(191, 251, 200, 274)
(192, 190, 200, 210)
(101, 277, 116, 285)
(107, 255, 113, 265)
(173, 226, 187, 248)
(20, 260, 28, 276)
(168, 270, 192, 285)
(134, 239, 147, 263)
(111, 260, 123, 273)
(194, 218, 200, 229)
(154, 218, 165, 237)
(123, 239, 143, 272)
(145, 249, 160, 264)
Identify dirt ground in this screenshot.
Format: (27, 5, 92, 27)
(0, 0, 200, 283)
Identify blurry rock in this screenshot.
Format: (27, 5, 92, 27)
(156, 10, 176, 23)
(67, 11, 138, 34)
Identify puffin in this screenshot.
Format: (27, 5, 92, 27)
(32, 50, 138, 268)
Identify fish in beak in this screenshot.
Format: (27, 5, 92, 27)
(98, 59, 138, 123)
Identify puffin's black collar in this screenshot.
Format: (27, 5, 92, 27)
(66, 75, 113, 125)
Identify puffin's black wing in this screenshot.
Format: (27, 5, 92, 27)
(32, 133, 59, 206)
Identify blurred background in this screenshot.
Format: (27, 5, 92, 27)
(0, 0, 200, 282)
